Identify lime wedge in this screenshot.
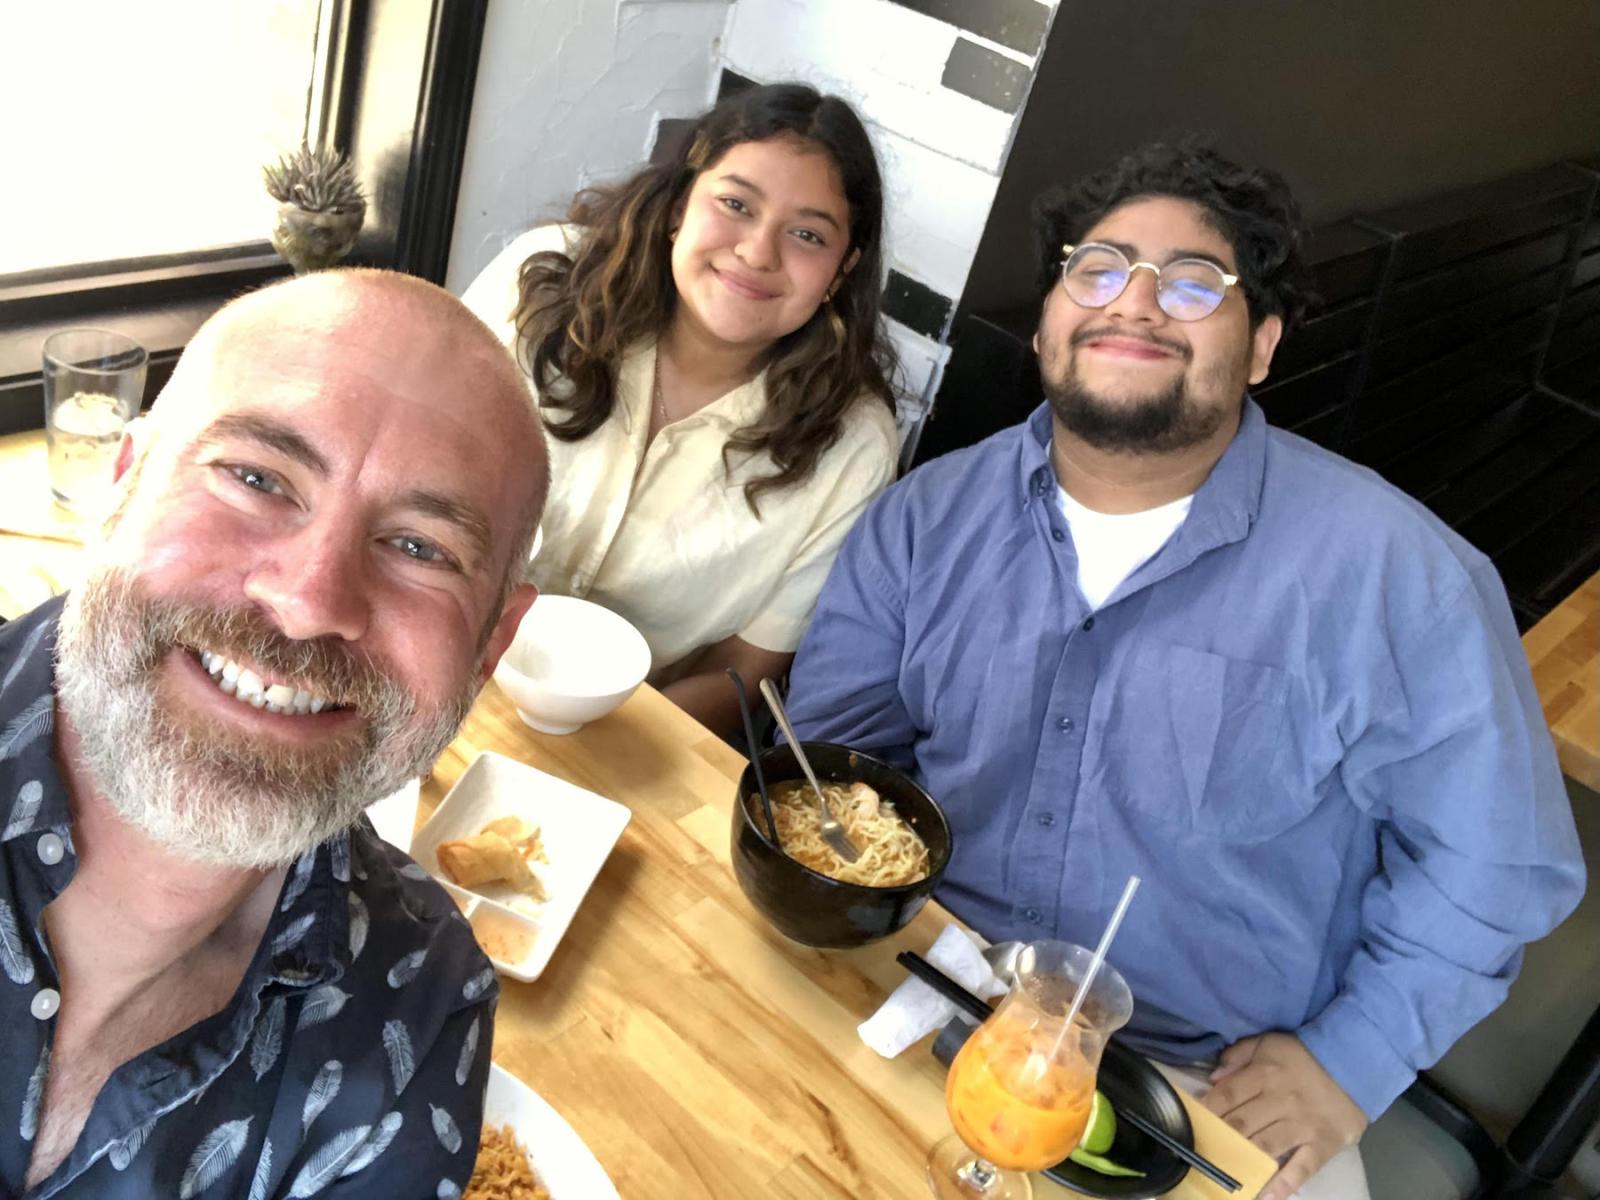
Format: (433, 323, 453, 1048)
(1081, 1089, 1116, 1154)
(1068, 1148, 1146, 1178)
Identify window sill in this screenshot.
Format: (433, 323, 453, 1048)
(0, 246, 292, 436)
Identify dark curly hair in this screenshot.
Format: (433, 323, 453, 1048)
(514, 83, 896, 515)
(1032, 138, 1313, 332)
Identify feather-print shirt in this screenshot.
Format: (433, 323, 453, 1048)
(0, 597, 498, 1199)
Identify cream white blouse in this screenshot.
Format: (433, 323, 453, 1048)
(461, 224, 899, 681)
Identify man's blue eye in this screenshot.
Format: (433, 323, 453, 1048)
(393, 536, 448, 564)
(229, 465, 283, 495)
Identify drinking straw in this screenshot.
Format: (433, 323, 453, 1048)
(1053, 875, 1141, 1057)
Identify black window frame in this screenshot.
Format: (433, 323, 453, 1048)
(0, 0, 487, 437)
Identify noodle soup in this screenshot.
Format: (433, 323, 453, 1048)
(757, 779, 930, 887)
(732, 742, 952, 948)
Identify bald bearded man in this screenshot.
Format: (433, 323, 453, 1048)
(0, 269, 548, 1199)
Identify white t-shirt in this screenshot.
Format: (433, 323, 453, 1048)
(1057, 486, 1193, 610)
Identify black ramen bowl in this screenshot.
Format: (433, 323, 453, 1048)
(732, 742, 953, 948)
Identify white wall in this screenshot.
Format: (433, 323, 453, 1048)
(445, 0, 731, 295)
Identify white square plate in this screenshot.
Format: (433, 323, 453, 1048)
(482, 1063, 618, 1199)
(411, 751, 630, 982)
(364, 777, 421, 850)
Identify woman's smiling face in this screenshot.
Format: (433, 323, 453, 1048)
(669, 136, 856, 354)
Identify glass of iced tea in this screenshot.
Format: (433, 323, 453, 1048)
(927, 941, 1133, 1199)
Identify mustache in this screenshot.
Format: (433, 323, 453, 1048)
(103, 587, 407, 719)
(1069, 325, 1191, 361)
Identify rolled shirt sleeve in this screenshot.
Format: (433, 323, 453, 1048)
(1298, 563, 1585, 1119)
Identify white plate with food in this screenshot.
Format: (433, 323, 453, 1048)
(467, 1064, 617, 1199)
(410, 751, 630, 982)
(364, 776, 422, 850)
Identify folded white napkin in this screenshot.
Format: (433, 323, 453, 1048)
(858, 926, 1009, 1058)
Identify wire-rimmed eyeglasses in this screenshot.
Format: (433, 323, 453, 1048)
(1059, 242, 1240, 322)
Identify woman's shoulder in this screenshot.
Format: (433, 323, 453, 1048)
(792, 392, 899, 496)
(836, 392, 901, 459)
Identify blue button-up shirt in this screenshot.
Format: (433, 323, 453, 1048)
(788, 400, 1585, 1119)
(0, 597, 498, 1198)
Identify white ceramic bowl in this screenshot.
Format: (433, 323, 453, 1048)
(493, 595, 651, 734)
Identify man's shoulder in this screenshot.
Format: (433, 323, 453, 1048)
(1259, 426, 1488, 568)
(1253, 426, 1503, 629)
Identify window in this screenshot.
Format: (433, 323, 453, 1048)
(0, 2, 321, 276)
(0, 0, 488, 436)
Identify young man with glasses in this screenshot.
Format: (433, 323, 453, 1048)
(785, 142, 1584, 1199)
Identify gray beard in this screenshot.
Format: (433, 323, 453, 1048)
(55, 566, 478, 868)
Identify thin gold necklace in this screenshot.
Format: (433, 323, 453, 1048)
(652, 360, 669, 427)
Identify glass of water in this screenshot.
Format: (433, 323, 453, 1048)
(41, 328, 148, 513)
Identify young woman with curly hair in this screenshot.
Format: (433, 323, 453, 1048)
(461, 83, 899, 736)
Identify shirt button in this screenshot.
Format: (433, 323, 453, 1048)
(36, 833, 65, 866)
(31, 988, 60, 1020)
(1037, 813, 1055, 827)
(1024, 907, 1042, 925)
(1057, 716, 1074, 732)
(1081, 616, 1096, 631)
(1051, 528, 1066, 543)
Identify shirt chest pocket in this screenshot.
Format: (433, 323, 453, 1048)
(1084, 638, 1309, 840)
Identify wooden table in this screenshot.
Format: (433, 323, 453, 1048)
(1524, 571, 1600, 793)
(0, 430, 88, 618)
(426, 682, 1276, 1199)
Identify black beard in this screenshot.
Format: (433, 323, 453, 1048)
(1045, 372, 1229, 455)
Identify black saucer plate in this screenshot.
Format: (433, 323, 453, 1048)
(1040, 1039, 1193, 1198)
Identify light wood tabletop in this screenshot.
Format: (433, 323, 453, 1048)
(425, 681, 1277, 1199)
(0, 430, 89, 618)
(1523, 571, 1600, 793)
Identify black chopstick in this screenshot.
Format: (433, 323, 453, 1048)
(1118, 1108, 1241, 1192)
(895, 950, 1242, 1193)
(896, 951, 993, 1021)
(725, 669, 779, 849)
